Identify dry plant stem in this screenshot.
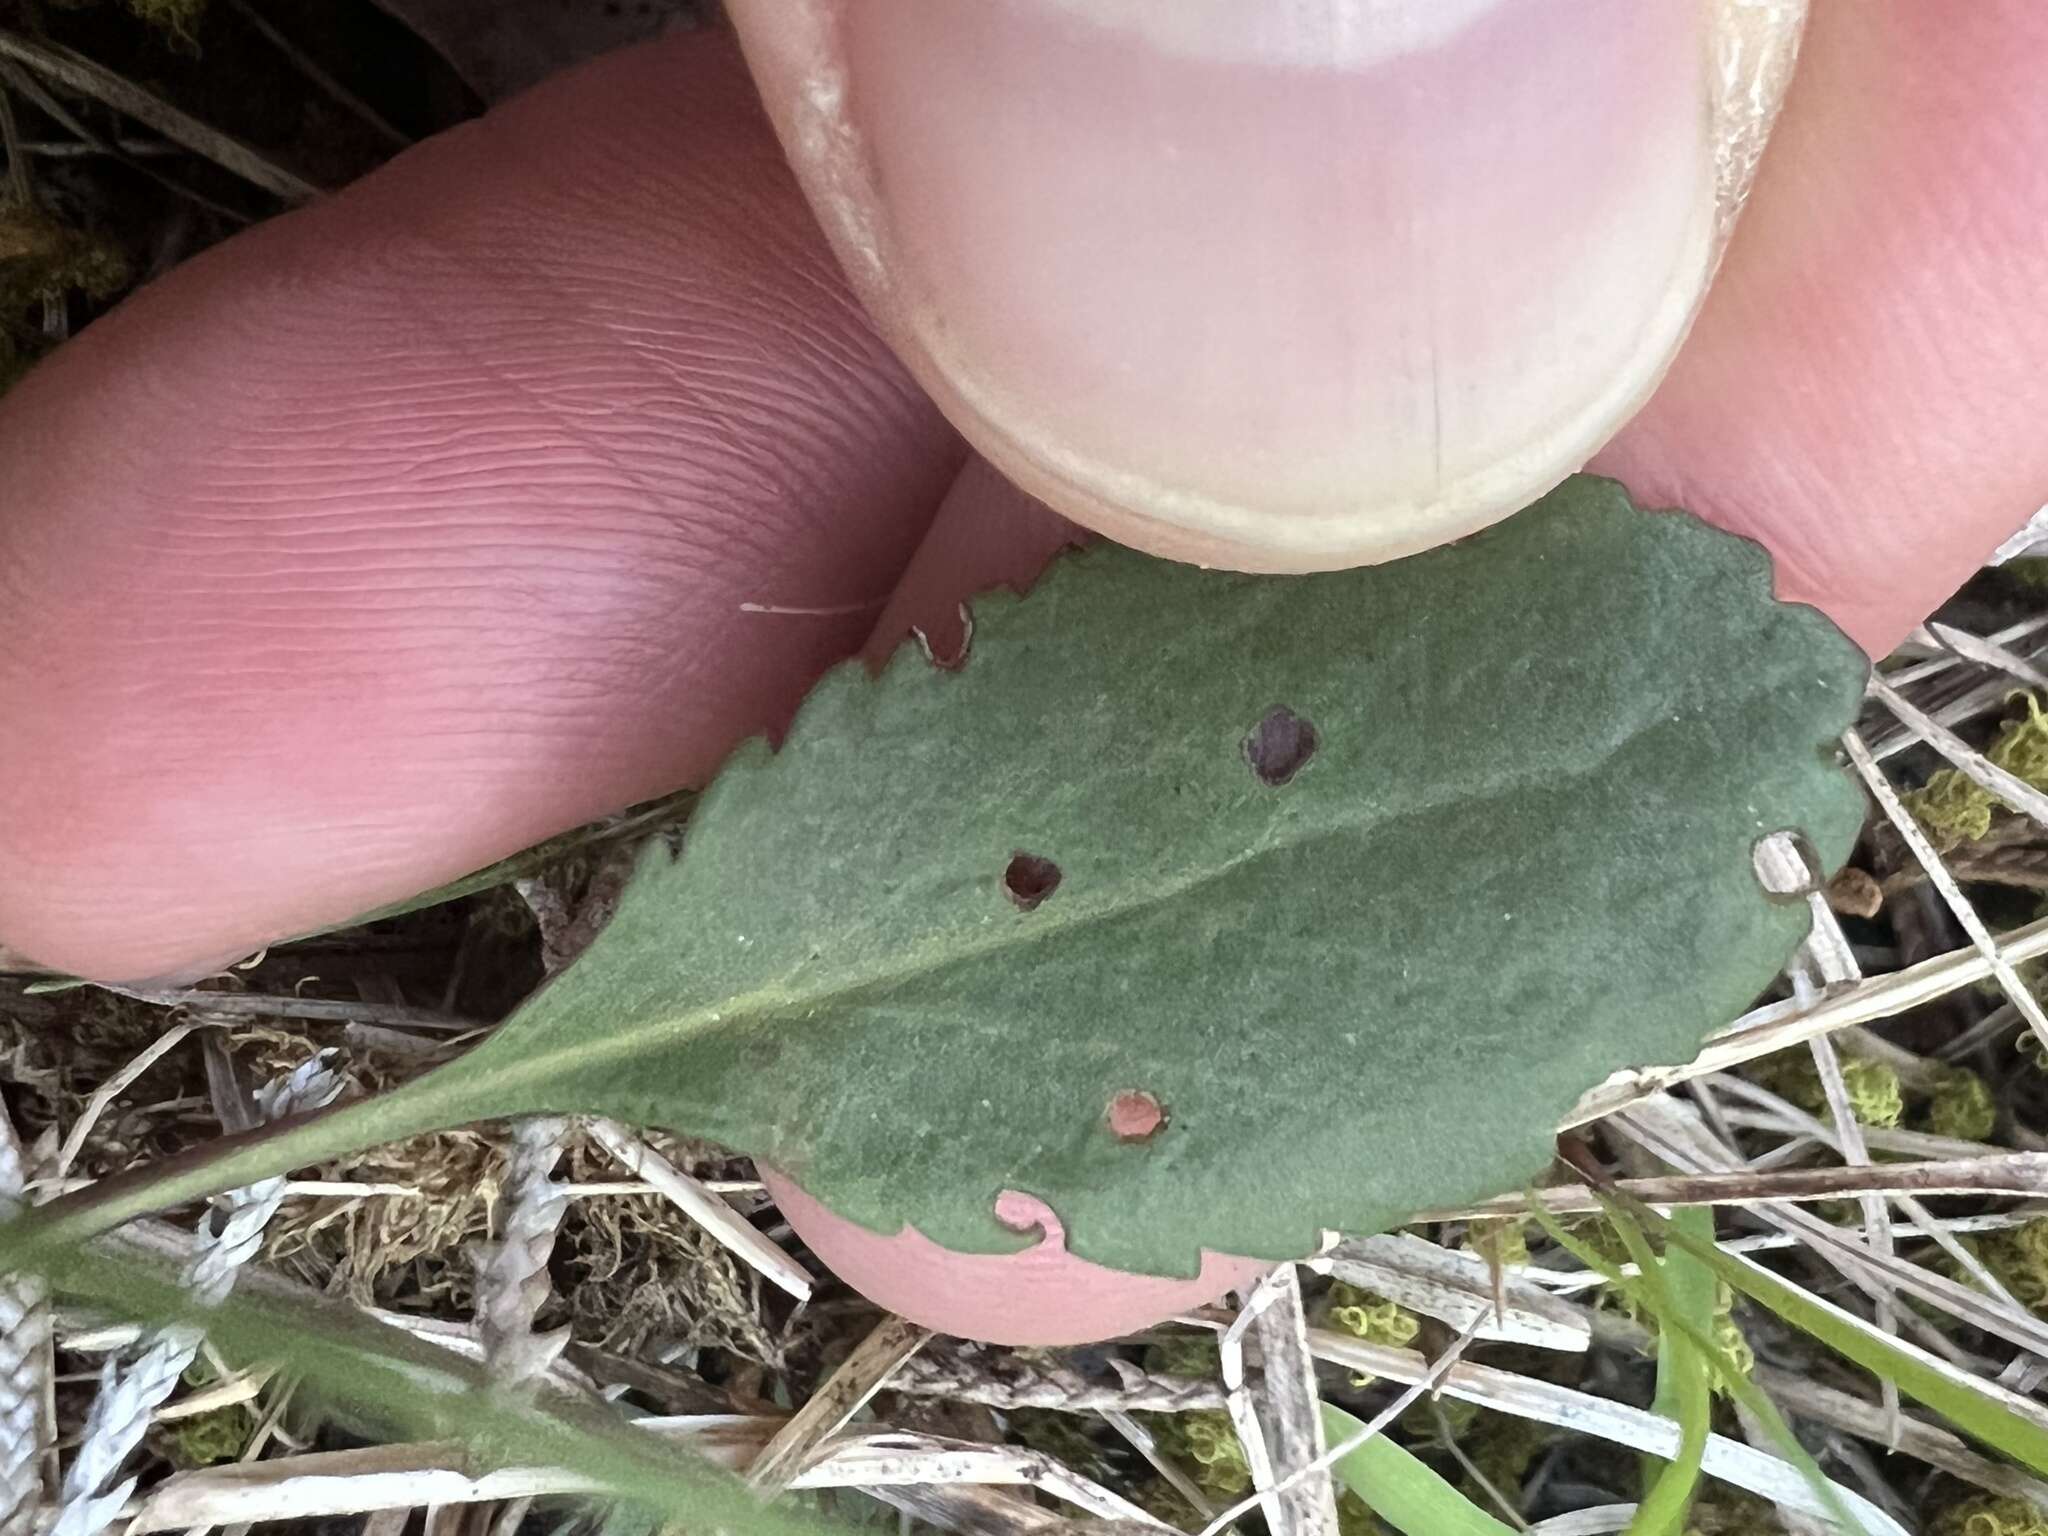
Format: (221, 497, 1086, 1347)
(0, 32, 318, 200)
(52, 1058, 343, 1536)
(1231, 1267, 1337, 1536)
(52, 1022, 198, 1180)
(1928, 620, 2048, 692)
(585, 1120, 812, 1301)
(1227, 1320, 1911, 1536)
(101, 988, 473, 1031)
(218, 0, 409, 149)
(893, 1355, 1228, 1414)
(474, 1116, 570, 1389)
(1564, 908, 2048, 1123)
(1325, 1234, 1588, 1351)
(1869, 675, 2048, 826)
(1424, 1151, 2048, 1220)
(746, 1315, 931, 1494)
(1197, 1314, 1487, 1536)
(0, 1104, 51, 1536)
(1767, 830, 1906, 1446)
(1844, 725, 2048, 1057)
(121, 1426, 1169, 1534)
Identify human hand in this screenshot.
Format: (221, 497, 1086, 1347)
(2, 3, 2043, 1340)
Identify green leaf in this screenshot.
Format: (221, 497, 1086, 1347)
(1625, 1209, 1715, 1536)
(1, 478, 1867, 1278)
(34, 1235, 835, 1536)
(1320, 1405, 1514, 1536)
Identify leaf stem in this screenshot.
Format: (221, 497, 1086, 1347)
(0, 1069, 478, 1279)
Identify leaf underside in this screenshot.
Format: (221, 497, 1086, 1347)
(411, 476, 1868, 1277)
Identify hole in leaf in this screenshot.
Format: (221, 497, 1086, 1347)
(1004, 852, 1061, 910)
(1244, 706, 1318, 786)
(1752, 828, 1823, 904)
(1107, 1090, 1166, 1143)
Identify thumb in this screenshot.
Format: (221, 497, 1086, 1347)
(726, 0, 1794, 571)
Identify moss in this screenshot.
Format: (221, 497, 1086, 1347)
(1463, 1218, 1530, 1270)
(1903, 693, 2048, 851)
(1167, 1411, 1253, 1498)
(1009, 1409, 1117, 1483)
(1980, 1218, 2048, 1315)
(1144, 1332, 1222, 1380)
(1748, 1049, 1902, 1129)
(155, 1361, 255, 1469)
(1922, 1067, 1999, 1141)
(1325, 1284, 1421, 1350)
(1456, 1410, 1549, 1516)
(123, 0, 208, 43)
(1933, 1495, 2048, 1536)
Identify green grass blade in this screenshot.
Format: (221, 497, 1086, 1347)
(1320, 1405, 1515, 1536)
(1529, 1202, 1867, 1536)
(1641, 1198, 2048, 1474)
(1618, 1208, 1713, 1536)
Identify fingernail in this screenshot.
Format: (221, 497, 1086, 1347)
(731, 0, 1804, 569)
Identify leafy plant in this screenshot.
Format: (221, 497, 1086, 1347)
(0, 477, 1867, 1281)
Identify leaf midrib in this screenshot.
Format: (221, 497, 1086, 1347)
(481, 684, 1788, 1107)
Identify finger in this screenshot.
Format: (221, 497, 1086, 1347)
(0, 29, 962, 982)
(727, 0, 1799, 570)
(1592, 0, 2048, 655)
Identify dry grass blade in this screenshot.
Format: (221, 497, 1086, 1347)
(1868, 675, 2048, 826)
(1232, 1267, 1338, 1536)
(1425, 1151, 2048, 1221)
(52, 1021, 198, 1181)
(1564, 909, 2048, 1123)
(585, 1119, 813, 1302)
(1845, 726, 2048, 1057)
(1291, 1326, 1907, 1535)
(893, 1353, 1227, 1414)
(1753, 1366, 2048, 1509)
(123, 1423, 1174, 1532)
(474, 1116, 570, 1388)
(99, 988, 472, 1031)
(1616, 1100, 2048, 1369)
(746, 1314, 930, 1493)
(1928, 620, 2048, 692)
(0, 31, 318, 200)
(1326, 1233, 1589, 1351)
